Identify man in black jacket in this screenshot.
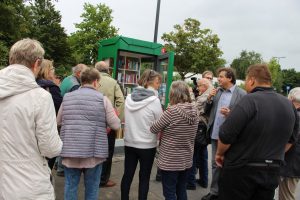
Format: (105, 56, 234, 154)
(279, 87, 300, 200)
(216, 64, 299, 200)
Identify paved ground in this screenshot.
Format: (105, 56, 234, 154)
(53, 145, 300, 200)
(54, 155, 209, 200)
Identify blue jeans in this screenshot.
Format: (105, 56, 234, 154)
(161, 169, 189, 200)
(187, 145, 208, 187)
(64, 164, 102, 200)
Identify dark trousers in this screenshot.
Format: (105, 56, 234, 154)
(218, 165, 280, 200)
(100, 130, 116, 185)
(48, 157, 56, 170)
(121, 146, 156, 200)
(161, 169, 189, 200)
(197, 145, 208, 185)
(187, 145, 208, 186)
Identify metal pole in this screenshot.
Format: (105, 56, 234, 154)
(153, 0, 161, 43)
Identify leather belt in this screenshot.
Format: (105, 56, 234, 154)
(246, 160, 281, 168)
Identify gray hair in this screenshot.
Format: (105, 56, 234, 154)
(9, 38, 45, 68)
(288, 87, 300, 103)
(95, 61, 109, 72)
(73, 63, 88, 76)
(197, 78, 211, 88)
(169, 81, 192, 105)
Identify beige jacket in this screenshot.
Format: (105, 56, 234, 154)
(98, 72, 124, 120)
(0, 65, 62, 200)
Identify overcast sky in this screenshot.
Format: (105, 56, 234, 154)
(54, 0, 300, 71)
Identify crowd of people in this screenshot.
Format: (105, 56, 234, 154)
(0, 38, 299, 200)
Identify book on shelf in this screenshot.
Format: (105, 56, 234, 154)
(116, 56, 140, 97)
(118, 56, 125, 69)
(117, 72, 123, 83)
(124, 74, 137, 84)
(118, 56, 139, 71)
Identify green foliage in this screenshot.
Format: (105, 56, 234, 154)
(29, 0, 73, 72)
(161, 18, 224, 80)
(69, 3, 118, 65)
(172, 73, 182, 81)
(0, 0, 31, 44)
(0, 0, 32, 66)
(281, 68, 300, 93)
(268, 58, 283, 92)
(0, 41, 9, 67)
(231, 50, 263, 80)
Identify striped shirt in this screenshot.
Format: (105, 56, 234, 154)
(150, 103, 198, 171)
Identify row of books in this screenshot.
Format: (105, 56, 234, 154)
(118, 57, 139, 70)
(117, 73, 137, 84)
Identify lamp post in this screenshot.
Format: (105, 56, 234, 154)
(153, 0, 161, 71)
(153, 0, 161, 43)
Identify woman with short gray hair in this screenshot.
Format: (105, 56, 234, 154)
(0, 38, 62, 199)
(150, 81, 198, 200)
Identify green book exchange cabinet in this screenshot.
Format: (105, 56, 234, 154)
(98, 36, 174, 108)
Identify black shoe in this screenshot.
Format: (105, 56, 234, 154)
(186, 184, 196, 190)
(201, 193, 218, 200)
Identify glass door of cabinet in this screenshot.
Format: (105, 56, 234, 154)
(157, 52, 174, 108)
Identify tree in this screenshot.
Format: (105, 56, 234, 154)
(231, 50, 263, 80)
(0, 41, 9, 67)
(268, 58, 283, 92)
(69, 3, 118, 65)
(162, 18, 224, 80)
(29, 0, 73, 69)
(281, 68, 300, 94)
(0, 0, 32, 66)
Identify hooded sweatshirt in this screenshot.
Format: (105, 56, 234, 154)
(124, 86, 163, 149)
(150, 103, 198, 171)
(0, 64, 62, 199)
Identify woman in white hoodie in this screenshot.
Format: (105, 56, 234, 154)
(121, 69, 163, 200)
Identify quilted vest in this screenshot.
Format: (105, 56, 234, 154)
(60, 87, 108, 159)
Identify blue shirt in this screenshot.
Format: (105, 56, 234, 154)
(211, 85, 236, 140)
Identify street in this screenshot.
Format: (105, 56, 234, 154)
(54, 145, 300, 200)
